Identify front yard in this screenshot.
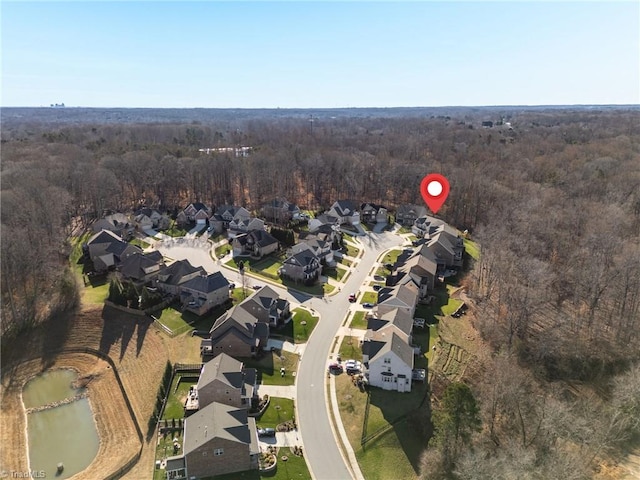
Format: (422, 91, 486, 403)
(338, 336, 363, 363)
(256, 397, 295, 428)
(360, 291, 377, 305)
(275, 308, 319, 343)
(205, 447, 310, 480)
(242, 350, 299, 386)
(349, 311, 368, 330)
(336, 374, 429, 480)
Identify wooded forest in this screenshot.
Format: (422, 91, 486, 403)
(1, 106, 639, 478)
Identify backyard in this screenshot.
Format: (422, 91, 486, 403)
(413, 285, 463, 323)
(162, 373, 198, 420)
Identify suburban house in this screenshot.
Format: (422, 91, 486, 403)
(202, 286, 289, 358)
(227, 217, 265, 238)
(118, 250, 165, 285)
(210, 205, 251, 233)
(391, 246, 439, 299)
(362, 327, 415, 393)
(203, 305, 270, 359)
(375, 281, 419, 319)
(133, 207, 163, 229)
(292, 236, 335, 265)
(261, 198, 301, 224)
(426, 226, 465, 269)
(237, 285, 290, 327)
(193, 353, 258, 411)
(232, 230, 279, 258)
(84, 229, 141, 273)
(395, 204, 428, 227)
(360, 203, 388, 224)
(184, 202, 211, 224)
(91, 213, 135, 239)
(327, 200, 360, 226)
(166, 402, 259, 479)
(280, 245, 322, 284)
(156, 259, 206, 295)
(308, 214, 340, 233)
(179, 271, 231, 316)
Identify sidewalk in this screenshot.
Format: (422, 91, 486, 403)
(327, 331, 366, 480)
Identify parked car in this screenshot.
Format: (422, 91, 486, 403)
(372, 284, 382, 291)
(257, 427, 276, 437)
(348, 293, 357, 303)
(328, 363, 343, 374)
(363, 302, 374, 309)
(252, 285, 262, 290)
(344, 360, 362, 374)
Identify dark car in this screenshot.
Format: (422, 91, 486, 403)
(252, 285, 262, 290)
(373, 284, 382, 291)
(363, 302, 374, 308)
(257, 427, 276, 437)
(328, 363, 343, 374)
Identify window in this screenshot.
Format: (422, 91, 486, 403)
(214, 448, 224, 456)
(384, 357, 391, 364)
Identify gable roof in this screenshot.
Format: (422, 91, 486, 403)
(364, 330, 414, 367)
(186, 202, 208, 213)
(87, 229, 141, 259)
(119, 250, 164, 280)
(183, 402, 251, 454)
(396, 204, 427, 218)
(285, 247, 320, 269)
(181, 271, 230, 294)
(198, 353, 244, 391)
(331, 199, 357, 217)
(158, 259, 206, 286)
(377, 282, 418, 310)
(239, 285, 279, 311)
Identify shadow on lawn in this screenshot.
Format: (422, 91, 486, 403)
(99, 304, 153, 360)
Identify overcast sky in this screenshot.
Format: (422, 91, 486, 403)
(2, 1, 638, 108)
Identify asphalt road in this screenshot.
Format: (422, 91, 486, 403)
(296, 231, 404, 480)
(157, 230, 405, 479)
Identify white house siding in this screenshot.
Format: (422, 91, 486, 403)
(367, 351, 413, 393)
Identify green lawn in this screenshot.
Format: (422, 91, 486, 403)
(464, 238, 480, 260)
(360, 291, 377, 305)
(397, 226, 412, 234)
(130, 238, 151, 249)
(382, 249, 402, 265)
(339, 256, 353, 267)
(156, 307, 192, 333)
(82, 280, 109, 305)
(154, 430, 186, 480)
(256, 397, 295, 428)
(324, 265, 347, 282)
(375, 266, 390, 278)
(344, 243, 360, 258)
(241, 351, 299, 386)
(206, 447, 310, 480)
(339, 336, 363, 362)
(349, 311, 368, 330)
(163, 374, 198, 420)
(215, 243, 232, 259)
(165, 221, 188, 237)
(275, 308, 319, 343)
(414, 285, 463, 322)
(335, 374, 427, 480)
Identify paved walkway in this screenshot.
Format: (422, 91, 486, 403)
(257, 384, 296, 399)
(258, 430, 304, 449)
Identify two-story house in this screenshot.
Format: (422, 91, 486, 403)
(261, 198, 301, 224)
(327, 200, 360, 226)
(91, 213, 135, 239)
(194, 353, 258, 411)
(232, 230, 279, 258)
(156, 259, 206, 295)
(118, 250, 165, 285)
(210, 206, 251, 233)
(84, 229, 142, 273)
(227, 217, 265, 238)
(180, 271, 230, 316)
(395, 204, 427, 227)
(426, 226, 464, 269)
(280, 246, 322, 284)
(360, 203, 388, 224)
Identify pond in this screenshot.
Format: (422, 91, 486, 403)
(22, 369, 100, 479)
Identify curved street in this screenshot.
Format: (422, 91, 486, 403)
(156, 229, 406, 480)
(295, 231, 404, 480)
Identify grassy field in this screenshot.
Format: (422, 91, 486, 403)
(324, 265, 348, 282)
(242, 350, 299, 386)
(275, 308, 319, 343)
(349, 311, 368, 329)
(339, 256, 353, 267)
(82, 279, 110, 305)
(256, 397, 295, 428)
(339, 336, 363, 362)
(464, 238, 480, 260)
(335, 374, 428, 480)
(414, 285, 463, 322)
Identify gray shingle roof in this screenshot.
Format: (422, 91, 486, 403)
(158, 259, 206, 286)
(183, 402, 251, 455)
(197, 353, 244, 390)
(181, 271, 230, 294)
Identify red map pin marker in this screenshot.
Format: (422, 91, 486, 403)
(420, 173, 450, 214)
